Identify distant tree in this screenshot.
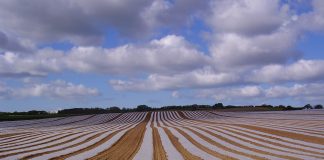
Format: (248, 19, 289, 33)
(286, 105, 294, 110)
(259, 104, 273, 108)
(191, 104, 198, 111)
(107, 106, 121, 113)
(303, 104, 313, 109)
(213, 103, 224, 109)
(58, 108, 106, 114)
(226, 105, 237, 108)
(136, 105, 152, 111)
(314, 104, 323, 109)
(121, 107, 129, 113)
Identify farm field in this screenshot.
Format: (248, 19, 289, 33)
(0, 110, 324, 160)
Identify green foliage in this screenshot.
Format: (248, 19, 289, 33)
(303, 104, 313, 109)
(314, 104, 323, 109)
(213, 103, 224, 109)
(136, 105, 152, 111)
(2, 102, 319, 121)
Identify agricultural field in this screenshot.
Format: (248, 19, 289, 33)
(0, 110, 324, 160)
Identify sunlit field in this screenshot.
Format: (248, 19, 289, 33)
(1, 110, 324, 160)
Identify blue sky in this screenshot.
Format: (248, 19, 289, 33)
(1, 0, 324, 112)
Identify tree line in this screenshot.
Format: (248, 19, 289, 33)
(2, 103, 322, 115)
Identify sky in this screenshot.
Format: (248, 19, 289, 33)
(0, 0, 324, 112)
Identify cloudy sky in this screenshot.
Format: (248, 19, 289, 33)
(1, 0, 324, 111)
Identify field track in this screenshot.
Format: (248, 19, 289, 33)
(0, 110, 324, 160)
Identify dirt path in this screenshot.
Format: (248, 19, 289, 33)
(0, 132, 78, 151)
(20, 132, 102, 160)
(152, 112, 167, 160)
(217, 126, 324, 157)
(235, 124, 324, 145)
(180, 111, 324, 146)
(174, 128, 238, 160)
(181, 127, 266, 160)
(0, 132, 84, 159)
(177, 111, 190, 120)
(50, 130, 121, 160)
(87, 112, 151, 160)
(176, 111, 306, 160)
(208, 111, 324, 122)
(201, 127, 301, 160)
(163, 127, 202, 160)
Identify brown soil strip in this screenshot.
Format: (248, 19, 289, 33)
(226, 125, 324, 150)
(244, 122, 324, 136)
(156, 112, 162, 127)
(180, 114, 324, 146)
(50, 130, 122, 160)
(175, 117, 324, 152)
(181, 127, 265, 160)
(163, 127, 202, 160)
(218, 126, 324, 158)
(245, 112, 324, 116)
(235, 124, 324, 145)
(151, 113, 167, 160)
(162, 113, 236, 159)
(203, 126, 303, 160)
(6, 116, 69, 128)
(152, 127, 167, 160)
(0, 132, 27, 138)
(177, 111, 190, 119)
(174, 118, 299, 159)
(20, 132, 103, 160)
(208, 111, 324, 122)
(100, 113, 123, 124)
(0, 132, 79, 153)
(60, 115, 96, 126)
(0, 132, 71, 150)
(174, 128, 238, 160)
(86, 112, 151, 160)
(160, 113, 202, 159)
(0, 132, 83, 159)
(0, 132, 42, 146)
(172, 118, 319, 159)
(48, 123, 134, 160)
(64, 113, 123, 130)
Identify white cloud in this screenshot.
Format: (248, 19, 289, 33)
(0, 0, 209, 45)
(194, 83, 324, 104)
(171, 91, 180, 98)
(249, 59, 324, 83)
(265, 83, 324, 101)
(210, 30, 300, 67)
(0, 0, 153, 44)
(208, 0, 289, 35)
(0, 35, 207, 77)
(0, 49, 64, 77)
(196, 86, 262, 101)
(0, 0, 324, 106)
(63, 35, 208, 75)
(206, 0, 303, 69)
(0, 31, 35, 53)
(297, 0, 324, 32)
(1, 80, 100, 99)
(110, 57, 324, 92)
(110, 67, 239, 91)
